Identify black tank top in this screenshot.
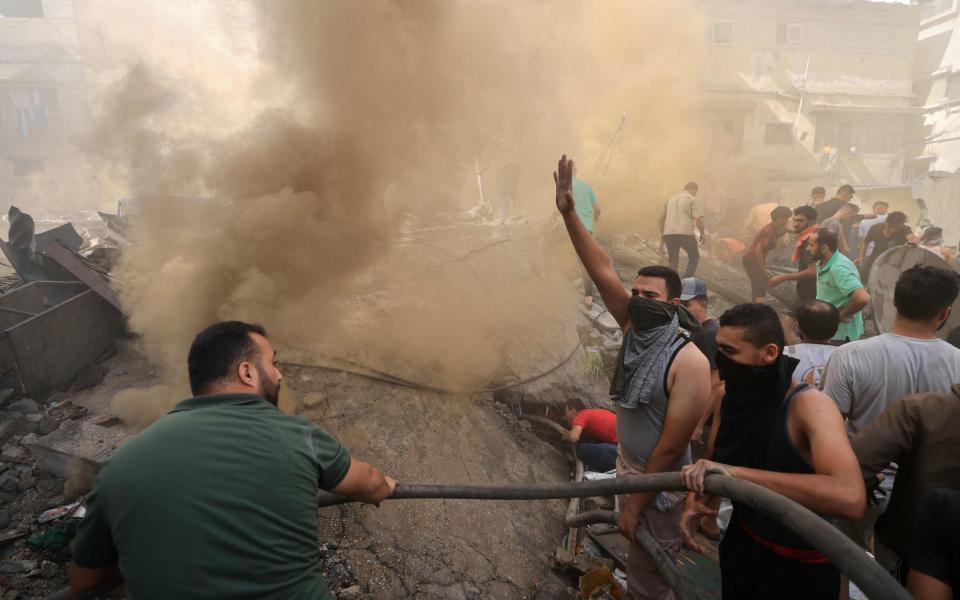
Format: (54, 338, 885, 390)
(715, 383, 816, 550)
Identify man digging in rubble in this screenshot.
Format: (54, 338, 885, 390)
(68, 321, 396, 600)
(555, 155, 712, 600)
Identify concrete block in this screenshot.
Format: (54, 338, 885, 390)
(7, 398, 38, 414)
(0, 415, 35, 443)
(24, 420, 127, 480)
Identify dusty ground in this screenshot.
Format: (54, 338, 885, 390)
(288, 364, 577, 599)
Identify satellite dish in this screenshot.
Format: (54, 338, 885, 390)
(867, 245, 960, 342)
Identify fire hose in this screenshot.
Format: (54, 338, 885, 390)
(47, 473, 908, 600)
(314, 473, 910, 600)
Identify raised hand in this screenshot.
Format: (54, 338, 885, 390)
(553, 154, 575, 215)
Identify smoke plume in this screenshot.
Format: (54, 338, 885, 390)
(81, 1, 706, 426)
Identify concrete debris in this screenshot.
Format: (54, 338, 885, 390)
(0, 560, 38, 575)
(7, 398, 38, 414)
(532, 573, 576, 600)
(39, 560, 58, 579)
(301, 391, 325, 408)
(0, 416, 35, 444)
(25, 419, 127, 481)
(337, 585, 362, 599)
(1, 444, 27, 462)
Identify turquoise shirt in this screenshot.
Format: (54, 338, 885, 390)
(816, 251, 865, 341)
(573, 177, 598, 232)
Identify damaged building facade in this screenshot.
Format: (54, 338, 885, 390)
(0, 0, 98, 219)
(908, 0, 960, 243)
(697, 0, 921, 204)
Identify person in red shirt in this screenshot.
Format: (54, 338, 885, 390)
(742, 206, 793, 303)
(562, 399, 618, 472)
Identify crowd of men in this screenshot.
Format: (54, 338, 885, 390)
(557, 155, 960, 600)
(62, 156, 957, 600)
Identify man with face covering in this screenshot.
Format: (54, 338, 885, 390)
(554, 155, 712, 599)
(679, 303, 865, 600)
(69, 321, 397, 600)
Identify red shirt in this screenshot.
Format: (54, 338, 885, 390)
(744, 223, 779, 264)
(572, 408, 618, 444)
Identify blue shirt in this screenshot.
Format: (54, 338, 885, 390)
(573, 178, 598, 232)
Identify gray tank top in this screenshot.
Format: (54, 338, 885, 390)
(616, 334, 692, 469)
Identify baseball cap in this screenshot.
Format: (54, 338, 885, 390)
(680, 277, 708, 301)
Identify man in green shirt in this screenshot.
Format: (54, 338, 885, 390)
(807, 229, 871, 342)
(68, 321, 396, 600)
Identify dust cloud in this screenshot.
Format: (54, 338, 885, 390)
(83, 1, 707, 427)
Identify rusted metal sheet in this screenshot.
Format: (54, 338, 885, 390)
(0, 282, 124, 398)
(35, 224, 83, 253)
(40, 241, 121, 310)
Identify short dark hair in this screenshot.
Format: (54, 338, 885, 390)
(188, 321, 267, 395)
(683, 181, 698, 193)
(893, 265, 960, 321)
(794, 205, 818, 222)
(719, 303, 785, 352)
(565, 399, 586, 412)
(795, 300, 840, 341)
(886, 211, 907, 227)
(815, 228, 839, 252)
(838, 184, 855, 195)
(922, 227, 944, 243)
(811, 186, 826, 198)
(770, 206, 793, 221)
(637, 266, 683, 300)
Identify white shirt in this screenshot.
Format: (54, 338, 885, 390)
(662, 191, 703, 236)
(784, 343, 837, 388)
(820, 333, 960, 435)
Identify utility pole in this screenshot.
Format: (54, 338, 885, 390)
(794, 54, 812, 137)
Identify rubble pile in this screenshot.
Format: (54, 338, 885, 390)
(0, 396, 91, 599)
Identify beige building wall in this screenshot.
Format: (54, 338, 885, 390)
(698, 0, 920, 196)
(0, 0, 99, 220)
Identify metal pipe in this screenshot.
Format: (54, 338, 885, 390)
(565, 509, 697, 600)
(316, 473, 909, 600)
(518, 413, 569, 437)
(565, 458, 584, 553)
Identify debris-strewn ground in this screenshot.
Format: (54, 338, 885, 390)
(0, 396, 87, 599)
(288, 364, 575, 599)
(0, 336, 599, 599)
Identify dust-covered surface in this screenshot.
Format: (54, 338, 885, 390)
(288, 364, 573, 599)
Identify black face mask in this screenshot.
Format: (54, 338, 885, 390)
(715, 350, 795, 413)
(628, 295, 701, 332)
(628, 296, 675, 331)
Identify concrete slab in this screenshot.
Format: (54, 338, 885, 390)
(24, 419, 127, 480)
